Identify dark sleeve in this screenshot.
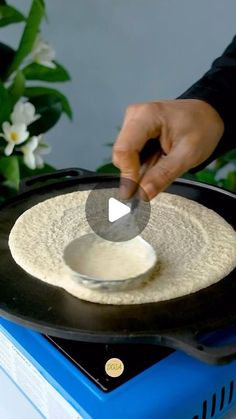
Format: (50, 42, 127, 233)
(178, 35, 236, 169)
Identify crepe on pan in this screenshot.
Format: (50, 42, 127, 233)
(8, 191, 236, 305)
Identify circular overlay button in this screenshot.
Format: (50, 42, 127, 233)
(85, 178, 151, 242)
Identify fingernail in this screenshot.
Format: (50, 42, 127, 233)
(143, 183, 156, 201)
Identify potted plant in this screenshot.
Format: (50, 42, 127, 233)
(0, 0, 72, 203)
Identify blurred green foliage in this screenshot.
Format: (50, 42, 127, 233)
(183, 149, 236, 192)
(0, 0, 72, 202)
(97, 149, 236, 193)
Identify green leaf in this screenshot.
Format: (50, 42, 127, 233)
(0, 5, 25, 27)
(7, 0, 45, 76)
(0, 182, 18, 203)
(195, 169, 217, 185)
(224, 171, 236, 192)
(8, 70, 25, 105)
(26, 94, 63, 134)
(0, 190, 6, 205)
(24, 86, 72, 119)
(22, 62, 71, 82)
(214, 150, 236, 170)
(222, 149, 236, 165)
(181, 172, 198, 181)
(183, 169, 218, 186)
(214, 157, 228, 170)
(96, 163, 120, 174)
(0, 81, 11, 125)
(38, 0, 45, 7)
(0, 156, 20, 190)
(18, 155, 55, 178)
(0, 42, 15, 80)
(22, 163, 55, 178)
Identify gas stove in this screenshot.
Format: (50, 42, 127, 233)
(0, 317, 236, 419)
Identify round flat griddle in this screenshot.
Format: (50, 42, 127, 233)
(0, 168, 235, 364)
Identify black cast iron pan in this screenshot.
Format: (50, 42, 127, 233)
(0, 168, 236, 365)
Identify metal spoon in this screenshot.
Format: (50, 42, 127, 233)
(63, 139, 161, 291)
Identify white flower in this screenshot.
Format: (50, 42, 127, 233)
(0, 122, 29, 156)
(21, 135, 51, 170)
(10, 101, 40, 126)
(31, 34, 56, 69)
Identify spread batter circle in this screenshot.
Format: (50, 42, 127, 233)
(8, 191, 236, 305)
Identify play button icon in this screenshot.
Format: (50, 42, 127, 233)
(108, 198, 130, 222)
(85, 178, 151, 242)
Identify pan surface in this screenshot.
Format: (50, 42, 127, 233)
(0, 170, 235, 343)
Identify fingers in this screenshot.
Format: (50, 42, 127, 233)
(140, 145, 191, 200)
(112, 99, 225, 202)
(112, 104, 162, 198)
(113, 148, 140, 198)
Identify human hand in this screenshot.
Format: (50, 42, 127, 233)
(112, 99, 224, 200)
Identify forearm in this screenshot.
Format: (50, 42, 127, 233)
(178, 35, 236, 167)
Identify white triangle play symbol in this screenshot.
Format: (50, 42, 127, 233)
(108, 198, 131, 223)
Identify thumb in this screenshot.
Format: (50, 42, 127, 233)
(140, 148, 190, 200)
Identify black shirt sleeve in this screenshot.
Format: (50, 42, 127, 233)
(178, 35, 236, 169)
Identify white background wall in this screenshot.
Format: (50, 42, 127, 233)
(1, 0, 236, 171)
